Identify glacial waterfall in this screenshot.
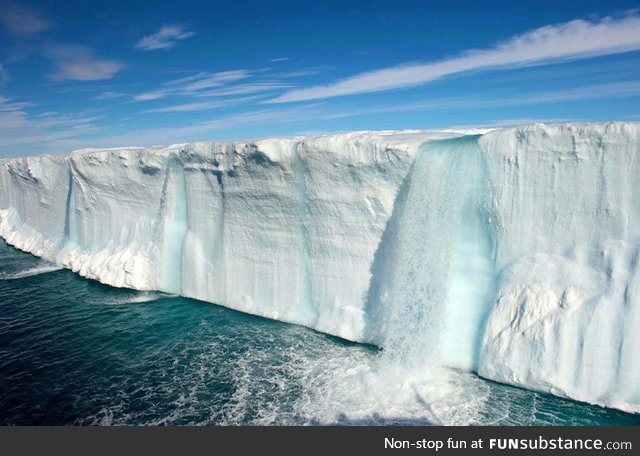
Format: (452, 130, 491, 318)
(371, 136, 495, 371)
(156, 158, 188, 295)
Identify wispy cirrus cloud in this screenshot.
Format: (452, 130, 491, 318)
(145, 100, 230, 113)
(127, 81, 622, 143)
(0, 95, 35, 113)
(315, 80, 640, 121)
(144, 95, 261, 113)
(168, 70, 249, 91)
(46, 43, 126, 81)
(194, 82, 295, 97)
(269, 13, 640, 103)
(61, 109, 304, 150)
(93, 91, 128, 100)
(0, 96, 104, 154)
(136, 25, 195, 51)
(132, 70, 250, 101)
(0, 1, 52, 37)
(278, 67, 327, 78)
(5, 78, 638, 156)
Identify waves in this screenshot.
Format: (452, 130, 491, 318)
(0, 263, 63, 280)
(93, 291, 176, 306)
(1, 239, 638, 425)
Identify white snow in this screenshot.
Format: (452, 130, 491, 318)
(477, 123, 640, 413)
(1, 123, 639, 413)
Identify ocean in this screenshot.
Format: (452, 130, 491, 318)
(1, 239, 638, 426)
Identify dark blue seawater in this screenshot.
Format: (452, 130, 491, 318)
(1, 239, 639, 426)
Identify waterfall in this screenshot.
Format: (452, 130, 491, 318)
(157, 157, 188, 294)
(373, 135, 495, 371)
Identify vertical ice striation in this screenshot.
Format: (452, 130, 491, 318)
(156, 156, 188, 294)
(1, 124, 639, 413)
(286, 143, 317, 325)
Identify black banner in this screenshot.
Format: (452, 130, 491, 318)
(0, 426, 637, 456)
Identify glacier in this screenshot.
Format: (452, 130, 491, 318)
(1, 123, 639, 414)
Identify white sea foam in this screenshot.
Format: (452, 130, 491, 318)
(0, 263, 63, 280)
(95, 291, 175, 306)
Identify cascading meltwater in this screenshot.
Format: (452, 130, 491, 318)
(369, 136, 496, 372)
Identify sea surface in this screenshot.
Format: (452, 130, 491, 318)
(1, 239, 638, 426)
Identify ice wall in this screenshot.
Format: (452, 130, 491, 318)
(477, 123, 640, 413)
(0, 131, 458, 342)
(1, 123, 639, 413)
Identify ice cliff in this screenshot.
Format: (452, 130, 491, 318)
(1, 123, 639, 413)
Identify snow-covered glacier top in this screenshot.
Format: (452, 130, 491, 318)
(1, 122, 639, 414)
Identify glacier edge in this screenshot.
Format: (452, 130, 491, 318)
(1, 124, 639, 414)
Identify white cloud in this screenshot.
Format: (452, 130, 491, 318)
(93, 91, 128, 100)
(52, 60, 124, 81)
(269, 13, 640, 103)
(0, 95, 34, 112)
(145, 95, 262, 113)
(136, 25, 195, 51)
(278, 68, 326, 78)
(1, 104, 321, 154)
(0, 96, 104, 155)
(47, 43, 126, 81)
(133, 91, 167, 102)
(0, 1, 52, 37)
(195, 82, 294, 97)
(167, 70, 250, 91)
(132, 70, 250, 101)
(33, 111, 103, 128)
(5, 77, 639, 156)
(145, 100, 228, 113)
(313, 80, 640, 121)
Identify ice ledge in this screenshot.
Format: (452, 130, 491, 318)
(1, 123, 639, 414)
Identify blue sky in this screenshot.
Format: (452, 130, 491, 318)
(0, 0, 639, 156)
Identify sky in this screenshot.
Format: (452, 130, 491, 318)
(0, 0, 640, 156)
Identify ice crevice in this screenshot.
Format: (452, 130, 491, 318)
(1, 124, 639, 413)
